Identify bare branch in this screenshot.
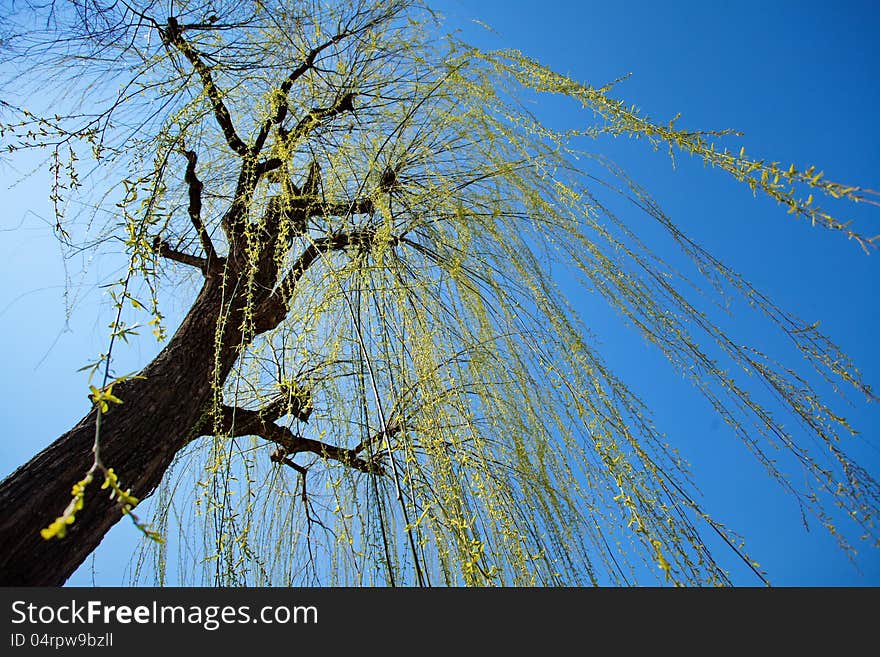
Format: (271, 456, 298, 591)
(152, 237, 208, 272)
(162, 17, 249, 157)
(204, 404, 382, 475)
(291, 195, 374, 219)
(270, 448, 309, 500)
(252, 14, 386, 154)
(255, 157, 284, 178)
(278, 92, 357, 150)
(354, 419, 402, 455)
(252, 225, 388, 334)
(182, 150, 218, 266)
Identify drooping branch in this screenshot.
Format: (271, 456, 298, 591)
(161, 17, 249, 157)
(182, 149, 219, 266)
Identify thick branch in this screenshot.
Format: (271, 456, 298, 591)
(261, 195, 374, 273)
(252, 23, 373, 154)
(249, 176, 351, 289)
(252, 225, 387, 334)
(276, 429, 383, 475)
(163, 17, 248, 157)
(303, 195, 374, 218)
(221, 162, 258, 240)
(193, 385, 312, 437)
(354, 419, 402, 455)
(255, 157, 284, 178)
(182, 150, 219, 265)
(258, 387, 313, 424)
(153, 237, 208, 272)
(206, 405, 382, 475)
(270, 194, 375, 224)
(279, 92, 357, 149)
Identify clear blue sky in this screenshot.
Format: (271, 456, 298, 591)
(1, 0, 877, 585)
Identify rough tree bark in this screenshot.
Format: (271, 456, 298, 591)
(0, 212, 386, 585)
(0, 274, 239, 585)
(0, 12, 392, 585)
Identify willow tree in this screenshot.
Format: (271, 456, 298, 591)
(0, 0, 877, 586)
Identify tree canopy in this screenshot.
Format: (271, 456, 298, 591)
(0, 0, 877, 586)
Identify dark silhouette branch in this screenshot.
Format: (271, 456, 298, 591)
(354, 419, 402, 455)
(269, 448, 309, 506)
(299, 195, 374, 218)
(255, 157, 284, 178)
(252, 16, 386, 155)
(206, 404, 382, 475)
(279, 92, 357, 149)
(162, 17, 249, 157)
(252, 224, 388, 334)
(182, 149, 218, 267)
(152, 237, 208, 272)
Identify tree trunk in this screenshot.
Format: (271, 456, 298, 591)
(0, 275, 239, 585)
